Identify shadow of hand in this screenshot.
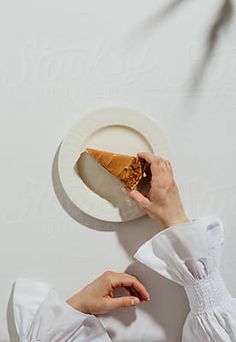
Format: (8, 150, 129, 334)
(125, 262, 189, 342)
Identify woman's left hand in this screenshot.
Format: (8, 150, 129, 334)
(66, 271, 150, 315)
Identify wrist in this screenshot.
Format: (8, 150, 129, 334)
(66, 293, 90, 314)
(163, 215, 189, 228)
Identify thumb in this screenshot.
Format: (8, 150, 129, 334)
(129, 190, 151, 209)
(105, 296, 140, 311)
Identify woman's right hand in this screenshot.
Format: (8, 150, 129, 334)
(130, 152, 188, 228)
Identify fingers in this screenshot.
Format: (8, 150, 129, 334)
(129, 190, 151, 210)
(105, 296, 141, 311)
(103, 272, 151, 310)
(138, 152, 170, 178)
(137, 152, 157, 164)
(111, 273, 150, 301)
(138, 152, 172, 170)
(125, 286, 145, 301)
(165, 159, 174, 175)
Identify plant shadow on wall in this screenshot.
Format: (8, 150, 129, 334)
(128, 0, 233, 91)
(52, 146, 189, 341)
(190, 0, 233, 90)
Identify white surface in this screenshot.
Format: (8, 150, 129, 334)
(0, 1, 236, 341)
(58, 107, 170, 222)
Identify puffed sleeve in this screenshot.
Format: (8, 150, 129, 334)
(13, 278, 111, 342)
(134, 217, 236, 342)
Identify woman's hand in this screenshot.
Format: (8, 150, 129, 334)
(130, 152, 188, 228)
(66, 271, 150, 315)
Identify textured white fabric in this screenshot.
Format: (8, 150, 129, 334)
(134, 216, 236, 342)
(13, 278, 111, 342)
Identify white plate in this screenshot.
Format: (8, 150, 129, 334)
(58, 108, 171, 222)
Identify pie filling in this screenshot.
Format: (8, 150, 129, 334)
(120, 157, 146, 190)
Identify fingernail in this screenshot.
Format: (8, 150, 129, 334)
(131, 298, 140, 305)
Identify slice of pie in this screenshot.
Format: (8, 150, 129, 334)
(85, 147, 148, 190)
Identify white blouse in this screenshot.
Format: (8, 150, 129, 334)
(13, 217, 236, 341)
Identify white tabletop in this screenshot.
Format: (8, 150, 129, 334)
(1, 1, 236, 341)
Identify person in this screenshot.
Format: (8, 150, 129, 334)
(13, 153, 236, 341)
